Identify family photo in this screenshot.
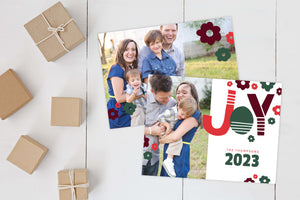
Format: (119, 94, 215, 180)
(142, 75, 211, 178)
(98, 17, 238, 179)
(99, 17, 238, 130)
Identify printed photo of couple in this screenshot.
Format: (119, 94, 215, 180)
(98, 17, 238, 179)
(142, 75, 211, 178)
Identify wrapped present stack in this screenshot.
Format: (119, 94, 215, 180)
(24, 1, 85, 62)
(58, 169, 89, 200)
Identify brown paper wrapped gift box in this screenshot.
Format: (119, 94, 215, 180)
(0, 69, 33, 120)
(51, 97, 82, 127)
(58, 169, 88, 200)
(24, 1, 85, 61)
(7, 135, 48, 174)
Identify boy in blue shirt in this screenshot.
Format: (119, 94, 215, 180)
(142, 30, 177, 84)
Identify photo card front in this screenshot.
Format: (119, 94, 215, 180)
(99, 16, 239, 130)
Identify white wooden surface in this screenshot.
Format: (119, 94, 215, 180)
(0, 0, 299, 199)
(0, 0, 87, 199)
(277, 0, 300, 199)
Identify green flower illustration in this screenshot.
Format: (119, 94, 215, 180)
(215, 47, 231, 61)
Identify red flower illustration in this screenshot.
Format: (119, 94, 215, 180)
(244, 178, 255, 183)
(152, 143, 158, 151)
(252, 83, 258, 90)
(236, 80, 250, 90)
(196, 22, 221, 45)
(108, 108, 119, 120)
(144, 136, 149, 148)
(253, 174, 258, 179)
(115, 102, 121, 108)
(227, 81, 233, 87)
(226, 32, 234, 44)
(276, 88, 282, 96)
(272, 105, 281, 116)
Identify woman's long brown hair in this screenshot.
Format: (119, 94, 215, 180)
(107, 39, 139, 77)
(176, 81, 202, 126)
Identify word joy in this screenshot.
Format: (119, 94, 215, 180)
(203, 89, 274, 136)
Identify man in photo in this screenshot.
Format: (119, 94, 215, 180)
(142, 75, 176, 176)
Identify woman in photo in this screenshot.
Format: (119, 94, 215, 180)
(106, 39, 139, 129)
(159, 81, 202, 178)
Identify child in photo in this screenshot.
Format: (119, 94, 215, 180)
(158, 97, 197, 177)
(125, 69, 147, 126)
(142, 30, 177, 84)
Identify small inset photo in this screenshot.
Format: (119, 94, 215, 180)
(142, 75, 211, 179)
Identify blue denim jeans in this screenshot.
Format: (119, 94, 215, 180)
(142, 160, 159, 176)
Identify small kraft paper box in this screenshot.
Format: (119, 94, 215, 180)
(24, 1, 85, 62)
(0, 69, 33, 120)
(57, 169, 88, 200)
(51, 97, 82, 127)
(7, 135, 48, 174)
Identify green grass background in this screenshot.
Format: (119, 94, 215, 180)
(103, 53, 238, 100)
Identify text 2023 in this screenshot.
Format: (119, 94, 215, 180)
(225, 153, 259, 167)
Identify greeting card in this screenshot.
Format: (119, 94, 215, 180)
(141, 75, 281, 184)
(205, 79, 281, 184)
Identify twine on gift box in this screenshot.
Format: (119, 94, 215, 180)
(57, 169, 89, 200)
(35, 13, 74, 52)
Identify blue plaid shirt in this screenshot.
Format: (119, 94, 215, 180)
(125, 83, 147, 109)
